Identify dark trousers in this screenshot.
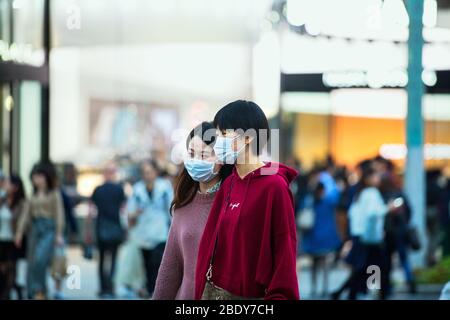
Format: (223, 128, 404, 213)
(310, 255, 331, 297)
(98, 242, 119, 295)
(0, 241, 17, 300)
(141, 242, 165, 296)
(354, 244, 389, 300)
(385, 233, 415, 296)
(335, 243, 389, 300)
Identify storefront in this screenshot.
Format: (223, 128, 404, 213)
(281, 71, 450, 170)
(0, 0, 49, 191)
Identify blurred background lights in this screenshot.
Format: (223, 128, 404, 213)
(380, 143, 450, 160)
(423, 0, 438, 28)
(12, 0, 23, 10)
(382, 0, 409, 28)
(422, 70, 438, 86)
(4, 96, 14, 112)
(286, 0, 308, 26)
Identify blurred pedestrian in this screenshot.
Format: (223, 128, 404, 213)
(0, 174, 26, 299)
(331, 168, 395, 300)
(425, 169, 446, 266)
(195, 100, 299, 300)
(442, 177, 450, 258)
(335, 166, 351, 246)
(440, 281, 450, 300)
(379, 175, 417, 296)
(114, 233, 145, 299)
(126, 159, 173, 298)
(285, 157, 308, 216)
(60, 187, 78, 243)
(50, 177, 78, 300)
(90, 162, 126, 298)
(153, 122, 233, 299)
(301, 171, 341, 297)
(6, 175, 27, 300)
(15, 163, 65, 300)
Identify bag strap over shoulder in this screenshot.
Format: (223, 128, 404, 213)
(207, 176, 236, 282)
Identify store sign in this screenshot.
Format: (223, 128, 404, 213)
(285, 0, 437, 38)
(322, 70, 437, 89)
(0, 40, 44, 66)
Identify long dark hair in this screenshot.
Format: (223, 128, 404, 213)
(30, 162, 57, 194)
(171, 122, 233, 212)
(9, 174, 25, 209)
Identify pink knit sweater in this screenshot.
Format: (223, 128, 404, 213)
(152, 192, 215, 300)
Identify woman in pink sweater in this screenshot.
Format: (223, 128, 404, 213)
(152, 122, 232, 299)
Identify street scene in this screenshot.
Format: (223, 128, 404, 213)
(43, 248, 441, 300)
(1, 0, 450, 302)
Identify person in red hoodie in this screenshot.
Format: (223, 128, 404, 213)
(195, 100, 300, 300)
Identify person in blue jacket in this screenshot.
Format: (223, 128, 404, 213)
(302, 170, 341, 297)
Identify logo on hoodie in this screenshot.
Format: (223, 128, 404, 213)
(229, 202, 240, 210)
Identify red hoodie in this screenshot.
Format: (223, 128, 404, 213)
(195, 162, 300, 300)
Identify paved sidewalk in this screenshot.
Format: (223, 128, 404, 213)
(51, 247, 443, 300)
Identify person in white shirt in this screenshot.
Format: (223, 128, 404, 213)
(125, 160, 173, 297)
(332, 167, 398, 300)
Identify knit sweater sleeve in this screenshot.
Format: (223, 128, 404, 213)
(152, 212, 184, 299)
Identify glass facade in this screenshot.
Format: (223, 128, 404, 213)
(0, 0, 12, 44)
(0, 0, 45, 66)
(0, 0, 47, 175)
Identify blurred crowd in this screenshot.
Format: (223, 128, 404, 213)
(289, 155, 450, 299)
(1, 153, 449, 300)
(0, 162, 79, 300)
(0, 159, 176, 300)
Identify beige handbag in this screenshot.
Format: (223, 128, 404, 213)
(51, 245, 68, 280)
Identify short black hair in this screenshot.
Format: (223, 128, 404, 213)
(213, 100, 270, 155)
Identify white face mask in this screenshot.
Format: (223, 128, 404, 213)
(213, 135, 245, 164)
(184, 158, 218, 182)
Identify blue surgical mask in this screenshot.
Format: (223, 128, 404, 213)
(184, 158, 218, 182)
(213, 135, 245, 164)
